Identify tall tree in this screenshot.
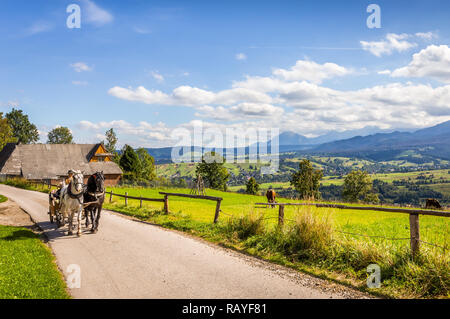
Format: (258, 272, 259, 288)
(290, 159, 323, 200)
(104, 128, 118, 153)
(245, 177, 260, 195)
(136, 148, 156, 181)
(119, 145, 141, 180)
(5, 108, 39, 144)
(195, 152, 230, 191)
(0, 112, 15, 151)
(342, 170, 378, 203)
(104, 128, 120, 164)
(47, 126, 74, 144)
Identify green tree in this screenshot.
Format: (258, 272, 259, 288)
(104, 128, 118, 153)
(290, 159, 323, 200)
(119, 145, 141, 180)
(5, 108, 39, 144)
(136, 148, 156, 181)
(245, 177, 260, 195)
(103, 128, 120, 165)
(0, 112, 15, 151)
(195, 152, 230, 191)
(342, 170, 378, 203)
(47, 126, 73, 144)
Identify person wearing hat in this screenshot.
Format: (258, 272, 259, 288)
(65, 169, 75, 187)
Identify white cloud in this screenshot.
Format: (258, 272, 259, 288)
(236, 53, 247, 60)
(415, 32, 437, 40)
(133, 26, 151, 34)
(108, 86, 170, 104)
(360, 33, 417, 57)
(150, 71, 164, 83)
(378, 70, 391, 75)
(230, 103, 283, 117)
(70, 62, 92, 72)
(272, 60, 351, 84)
(78, 120, 173, 147)
(82, 0, 114, 26)
(108, 85, 272, 107)
(27, 21, 53, 35)
(391, 45, 450, 83)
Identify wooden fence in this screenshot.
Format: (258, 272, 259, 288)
(255, 202, 449, 256)
(106, 191, 223, 224)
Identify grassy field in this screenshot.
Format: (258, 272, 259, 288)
(105, 186, 449, 249)
(0, 225, 70, 299)
(104, 186, 449, 298)
(0, 195, 7, 203)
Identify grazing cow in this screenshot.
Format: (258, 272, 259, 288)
(425, 198, 442, 210)
(266, 188, 276, 208)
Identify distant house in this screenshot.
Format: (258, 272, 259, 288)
(0, 143, 123, 186)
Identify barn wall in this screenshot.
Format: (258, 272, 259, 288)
(104, 174, 121, 186)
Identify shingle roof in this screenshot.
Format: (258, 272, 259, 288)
(0, 143, 122, 179)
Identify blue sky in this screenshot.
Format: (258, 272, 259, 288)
(1, 0, 450, 147)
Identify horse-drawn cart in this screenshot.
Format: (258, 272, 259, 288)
(48, 190, 65, 228)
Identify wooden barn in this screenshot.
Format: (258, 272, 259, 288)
(0, 143, 123, 186)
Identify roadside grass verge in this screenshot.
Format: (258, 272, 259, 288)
(0, 195, 7, 203)
(0, 225, 70, 299)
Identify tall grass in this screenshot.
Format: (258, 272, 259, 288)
(242, 207, 449, 298)
(224, 211, 266, 240)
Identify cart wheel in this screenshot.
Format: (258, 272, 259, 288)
(50, 214, 54, 224)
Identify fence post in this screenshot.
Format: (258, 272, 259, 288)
(140, 196, 143, 209)
(109, 192, 113, 203)
(125, 192, 128, 206)
(278, 204, 285, 228)
(214, 199, 222, 224)
(164, 195, 169, 214)
(409, 213, 420, 257)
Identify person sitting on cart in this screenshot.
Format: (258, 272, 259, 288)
(52, 169, 76, 199)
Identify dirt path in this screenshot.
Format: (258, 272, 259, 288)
(0, 184, 372, 299)
(0, 197, 35, 228)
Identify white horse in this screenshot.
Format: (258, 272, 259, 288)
(60, 171, 85, 236)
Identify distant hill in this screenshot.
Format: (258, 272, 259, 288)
(145, 121, 450, 163)
(312, 120, 450, 159)
(277, 126, 405, 146)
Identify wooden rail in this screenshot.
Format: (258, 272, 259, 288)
(105, 191, 165, 211)
(105, 191, 223, 224)
(159, 192, 223, 223)
(255, 202, 449, 257)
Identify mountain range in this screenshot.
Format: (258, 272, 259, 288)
(146, 120, 450, 163)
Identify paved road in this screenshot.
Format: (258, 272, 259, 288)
(0, 184, 369, 299)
